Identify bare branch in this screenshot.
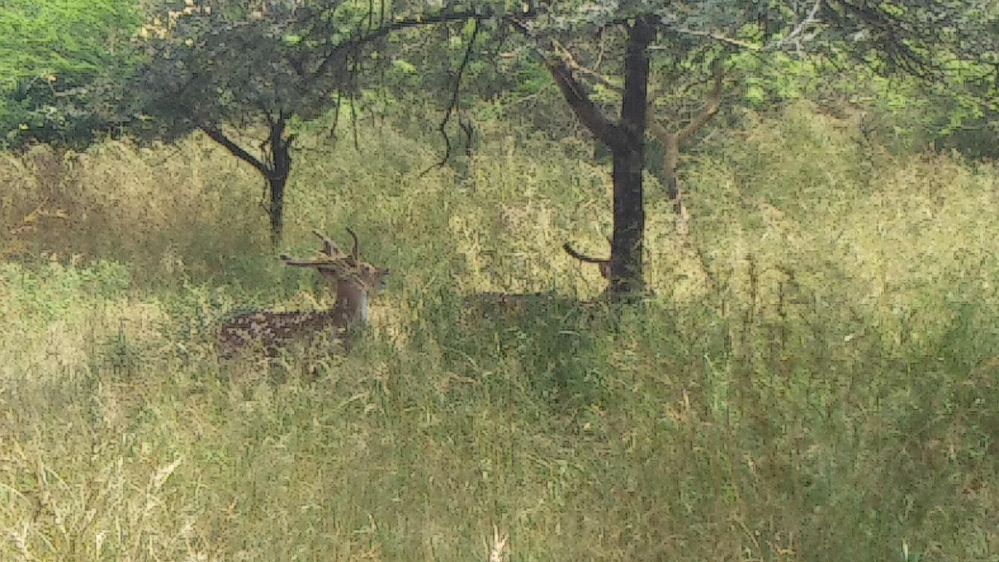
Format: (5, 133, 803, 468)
(508, 17, 627, 150)
(420, 18, 481, 176)
(647, 62, 725, 218)
(655, 28, 760, 51)
(773, 0, 824, 51)
(656, 1, 822, 55)
(675, 62, 724, 145)
(200, 126, 271, 176)
(553, 40, 623, 94)
(310, 7, 500, 83)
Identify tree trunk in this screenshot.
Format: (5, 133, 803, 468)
(268, 175, 286, 247)
(663, 135, 690, 235)
(267, 114, 293, 247)
(609, 17, 654, 297)
(200, 116, 294, 247)
(610, 147, 645, 296)
(533, 16, 654, 298)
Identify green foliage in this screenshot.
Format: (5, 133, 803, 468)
(130, 1, 322, 139)
(868, 65, 999, 158)
(0, 0, 141, 148)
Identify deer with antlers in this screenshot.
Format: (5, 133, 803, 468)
(218, 228, 390, 358)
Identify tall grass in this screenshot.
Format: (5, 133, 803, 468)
(1, 102, 997, 561)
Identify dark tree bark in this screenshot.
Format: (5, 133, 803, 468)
(539, 17, 656, 298)
(201, 112, 294, 246)
(610, 17, 655, 296)
(268, 174, 287, 247)
(266, 113, 293, 247)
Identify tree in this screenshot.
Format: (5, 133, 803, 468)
(316, 0, 991, 298)
(504, 1, 994, 297)
(130, 2, 329, 245)
(129, 0, 496, 245)
(128, 1, 995, 288)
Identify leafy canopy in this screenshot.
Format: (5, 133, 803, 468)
(0, 0, 141, 147)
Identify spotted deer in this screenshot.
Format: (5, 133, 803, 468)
(218, 228, 390, 358)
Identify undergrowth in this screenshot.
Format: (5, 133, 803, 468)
(1, 102, 996, 561)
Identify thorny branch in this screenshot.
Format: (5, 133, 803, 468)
(774, 0, 824, 52)
(420, 18, 481, 176)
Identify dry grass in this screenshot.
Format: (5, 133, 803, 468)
(1, 103, 997, 561)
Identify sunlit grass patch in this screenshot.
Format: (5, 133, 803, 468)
(0, 104, 996, 560)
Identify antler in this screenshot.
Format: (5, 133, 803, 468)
(563, 241, 611, 279)
(345, 227, 360, 260)
(280, 255, 338, 268)
(312, 229, 346, 258)
(282, 227, 365, 269)
(279, 228, 348, 268)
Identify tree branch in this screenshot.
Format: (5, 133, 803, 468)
(674, 63, 724, 145)
(655, 27, 760, 51)
(309, 7, 500, 83)
(508, 17, 627, 150)
(656, 1, 823, 55)
(200, 125, 271, 177)
(647, 63, 725, 218)
(421, 18, 481, 176)
(553, 40, 623, 94)
(772, 0, 823, 51)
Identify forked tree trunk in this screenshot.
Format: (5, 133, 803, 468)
(648, 62, 724, 234)
(201, 112, 294, 247)
(540, 17, 655, 298)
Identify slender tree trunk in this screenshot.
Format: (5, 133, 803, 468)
(267, 114, 293, 247)
(200, 116, 294, 247)
(663, 135, 690, 235)
(609, 17, 654, 297)
(268, 175, 287, 247)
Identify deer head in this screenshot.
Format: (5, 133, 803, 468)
(281, 228, 391, 324)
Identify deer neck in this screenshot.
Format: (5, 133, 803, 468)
(333, 278, 370, 327)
